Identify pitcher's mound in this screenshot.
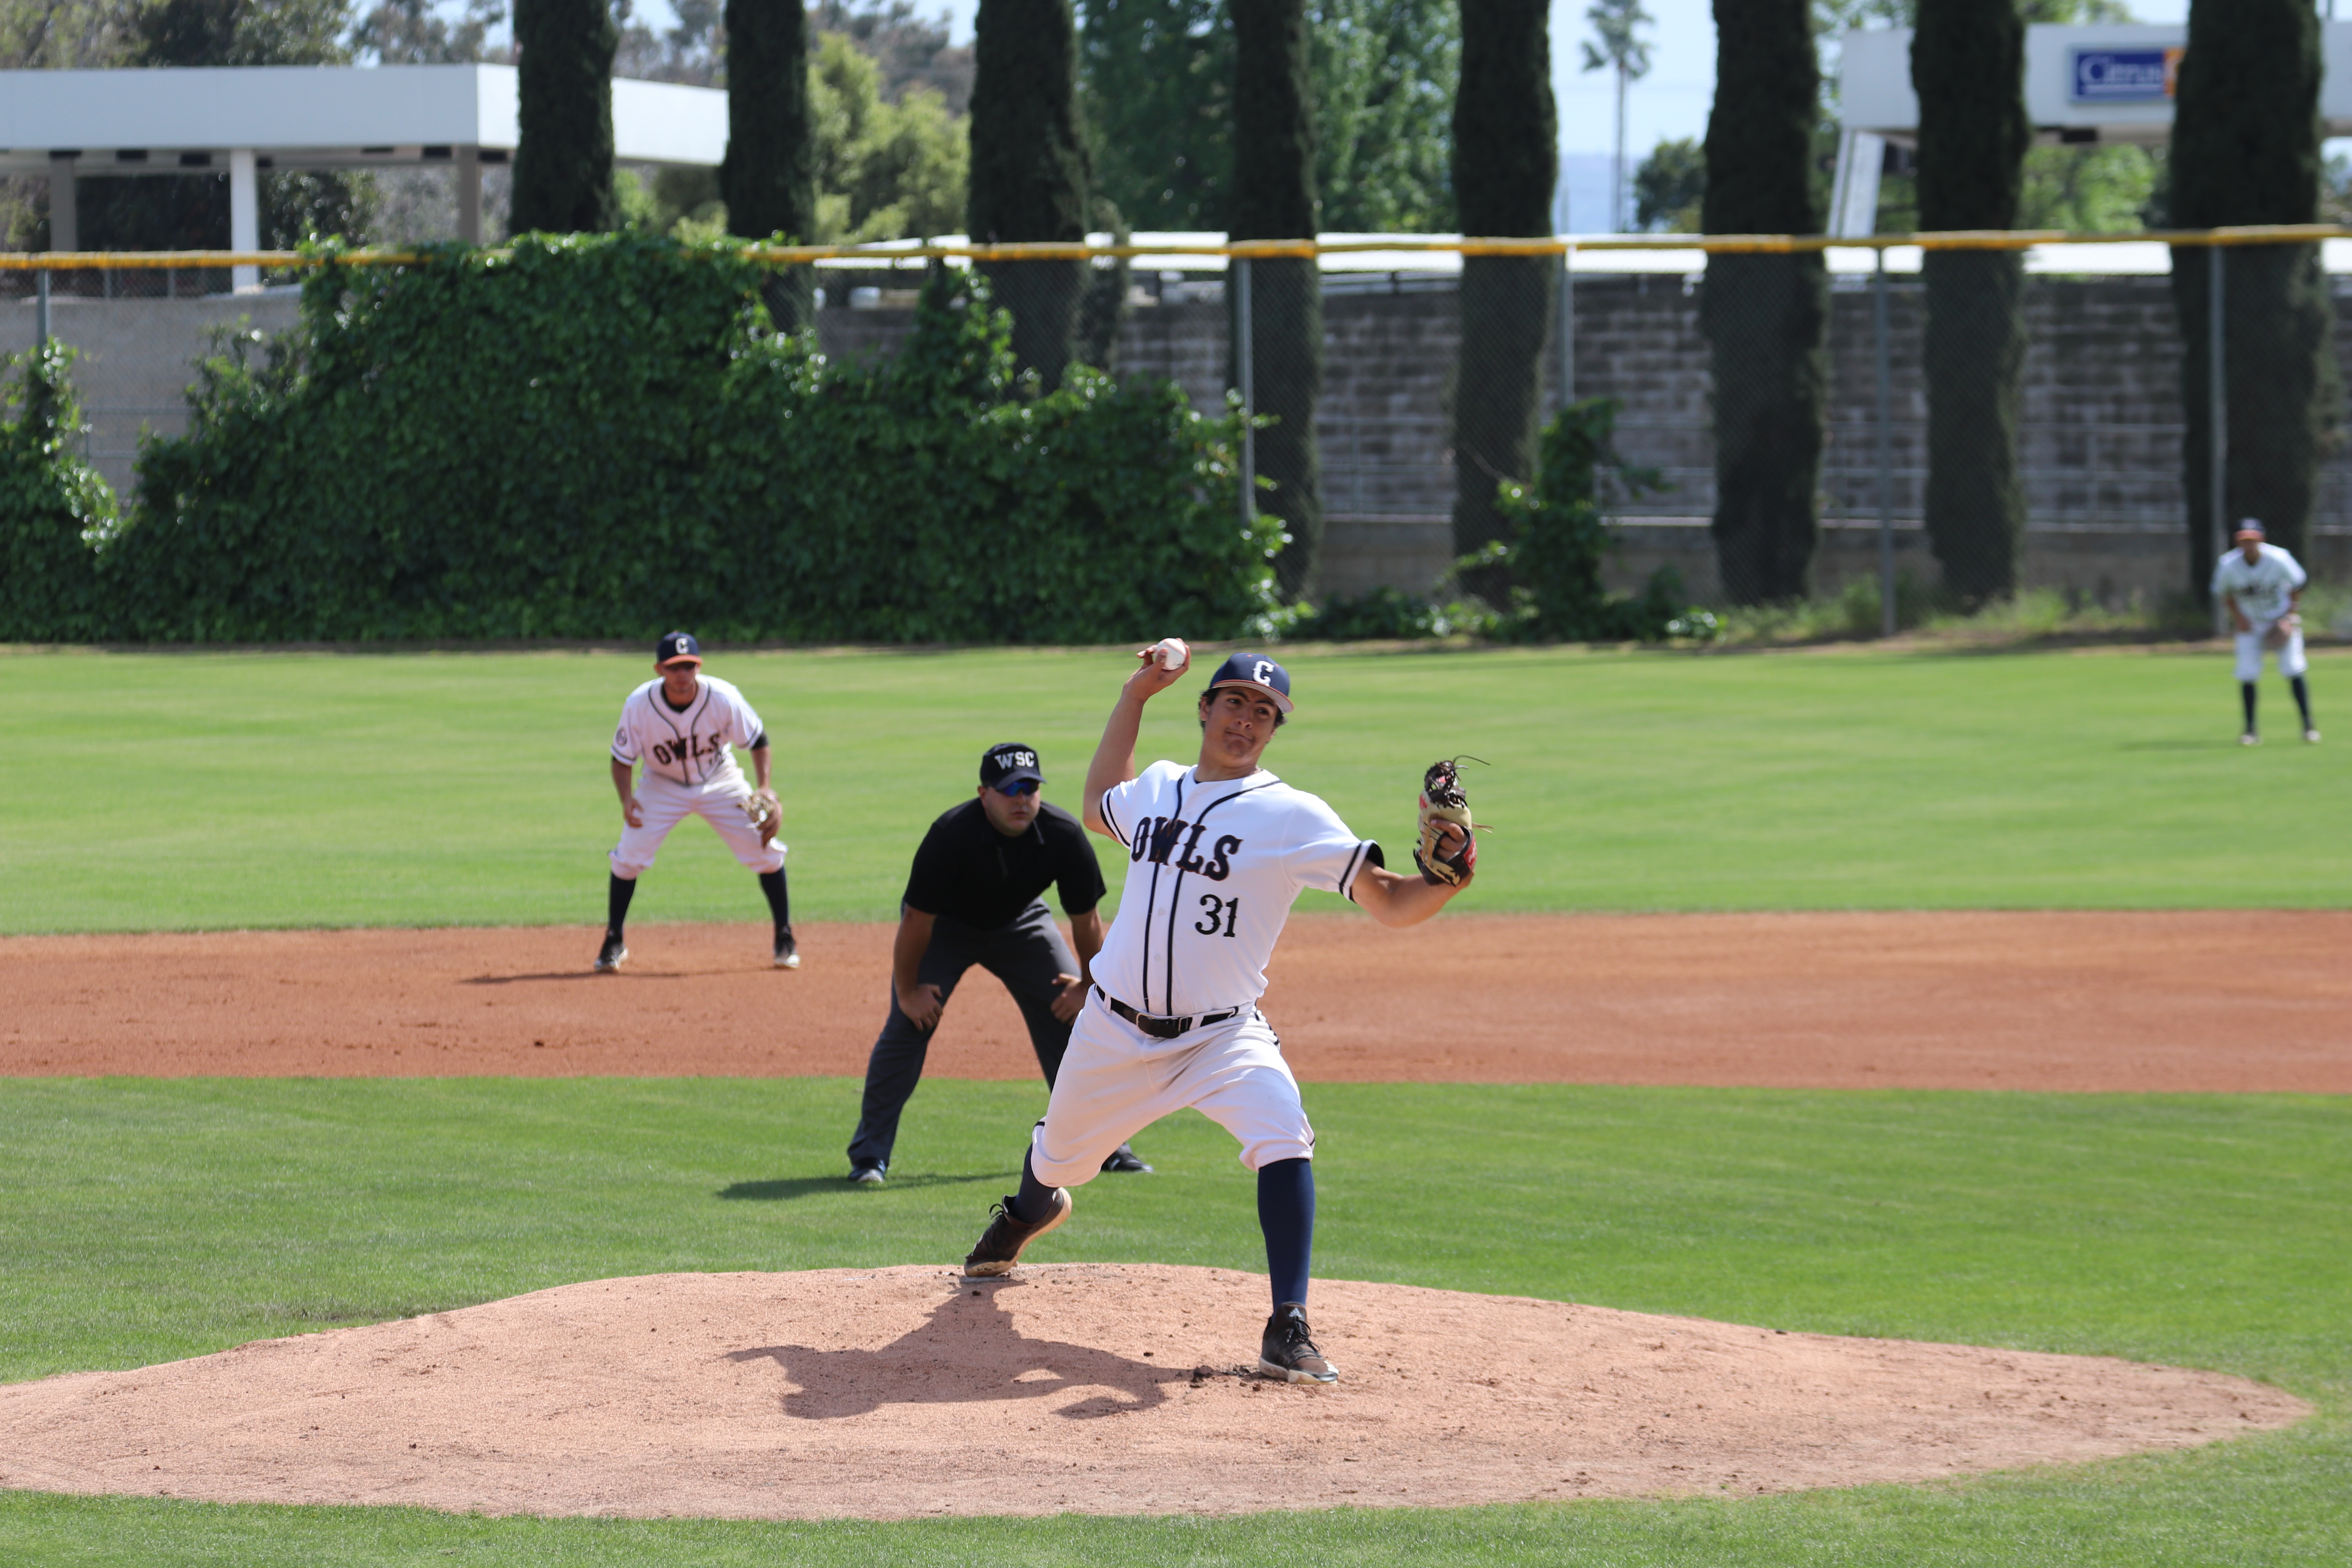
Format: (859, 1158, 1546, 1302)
(0, 1265, 2305, 1520)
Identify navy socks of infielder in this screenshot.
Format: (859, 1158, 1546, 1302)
(758, 868, 792, 933)
(605, 873, 636, 938)
(1011, 1151, 1316, 1310)
(607, 870, 789, 940)
(2243, 679, 2318, 735)
(2242, 681, 2258, 734)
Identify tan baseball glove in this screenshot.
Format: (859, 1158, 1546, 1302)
(2263, 613, 2301, 651)
(743, 788, 782, 847)
(1413, 758, 1480, 887)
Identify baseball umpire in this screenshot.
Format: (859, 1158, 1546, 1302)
(597, 632, 797, 972)
(2213, 521, 2319, 745)
(845, 742, 1149, 1185)
(958, 645, 1478, 1385)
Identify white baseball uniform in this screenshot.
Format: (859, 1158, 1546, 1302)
(1026, 760, 1381, 1188)
(2214, 543, 2310, 681)
(608, 675, 786, 878)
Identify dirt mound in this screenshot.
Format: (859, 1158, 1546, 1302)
(0, 1265, 2304, 1520)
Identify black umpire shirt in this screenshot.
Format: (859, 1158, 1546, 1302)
(902, 799, 1106, 930)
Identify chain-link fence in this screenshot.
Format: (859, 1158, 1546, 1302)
(8, 233, 2351, 621)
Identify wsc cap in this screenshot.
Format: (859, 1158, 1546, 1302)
(1205, 650, 1294, 713)
(980, 742, 1045, 789)
(655, 630, 702, 666)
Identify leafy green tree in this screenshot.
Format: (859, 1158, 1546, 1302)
(1452, 0, 1555, 597)
(1702, 0, 1827, 604)
(512, 0, 619, 232)
(2170, 0, 2336, 594)
(809, 31, 967, 239)
(1230, 0, 1322, 597)
(968, 0, 1089, 388)
(1078, 0, 1456, 233)
(1633, 135, 1704, 232)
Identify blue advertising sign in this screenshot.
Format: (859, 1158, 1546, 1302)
(2071, 47, 2181, 104)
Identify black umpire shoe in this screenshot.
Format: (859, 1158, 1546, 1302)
(594, 931, 628, 973)
(1258, 1302, 1340, 1385)
(848, 1162, 885, 1187)
(963, 1188, 1072, 1277)
(1100, 1144, 1153, 1174)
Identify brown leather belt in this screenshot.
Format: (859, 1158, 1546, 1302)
(1096, 985, 1242, 1041)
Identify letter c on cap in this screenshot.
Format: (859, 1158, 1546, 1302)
(1253, 660, 1274, 685)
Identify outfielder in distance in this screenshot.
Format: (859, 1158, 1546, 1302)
(597, 632, 798, 972)
(2214, 521, 2318, 745)
(960, 641, 1479, 1385)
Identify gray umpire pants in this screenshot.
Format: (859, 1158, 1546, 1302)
(847, 901, 1078, 1171)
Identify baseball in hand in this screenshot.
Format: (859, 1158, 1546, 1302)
(1149, 637, 1190, 673)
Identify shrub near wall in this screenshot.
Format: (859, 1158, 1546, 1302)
(106, 234, 1278, 643)
(0, 343, 114, 643)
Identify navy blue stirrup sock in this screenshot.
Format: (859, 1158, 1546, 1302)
(1011, 1150, 1059, 1224)
(605, 874, 636, 936)
(757, 868, 791, 930)
(1258, 1157, 1315, 1309)
(2291, 675, 2314, 729)
(2241, 682, 2258, 733)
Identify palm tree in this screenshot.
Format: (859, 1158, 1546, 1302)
(1582, 0, 1654, 232)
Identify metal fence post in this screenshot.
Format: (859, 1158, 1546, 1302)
(2208, 243, 2228, 637)
(1874, 246, 1895, 638)
(1236, 255, 1255, 526)
(1558, 244, 1575, 407)
(36, 267, 49, 347)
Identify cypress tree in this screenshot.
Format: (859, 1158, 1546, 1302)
(2169, 0, 2334, 600)
(1451, 0, 1558, 595)
(723, 0, 818, 329)
(968, 0, 1091, 389)
(1912, 0, 2029, 611)
(1699, 0, 1826, 603)
(512, 0, 618, 234)
(1230, 0, 1323, 598)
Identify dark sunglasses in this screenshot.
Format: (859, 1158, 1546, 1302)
(994, 779, 1041, 798)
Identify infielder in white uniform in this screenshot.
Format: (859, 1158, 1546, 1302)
(960, 646, 1475, 1385)
(2212, 521, 2318, 745)
(597, 632, 799, 972)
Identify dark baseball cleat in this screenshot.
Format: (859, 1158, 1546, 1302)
(773, 929, 800, 970)
(963, 1187, 1071, 1277)
(849, 1162, 886, 1187)
(1100, 1144, 1154, 1174)
(594, 933, 628, 973)
(1258, 1302, 1339, 1385)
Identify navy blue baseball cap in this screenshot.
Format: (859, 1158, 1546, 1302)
(1205, 651, 1294, 713)
(980, 742, 1045, 789)
(655, 630, 702, 666)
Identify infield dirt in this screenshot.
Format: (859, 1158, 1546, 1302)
(5, 910, 2347, 1089)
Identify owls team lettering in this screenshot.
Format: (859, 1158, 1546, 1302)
(1128, 815, 1244, 881)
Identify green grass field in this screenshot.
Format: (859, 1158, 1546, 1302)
(0, 643, 2344, 934)
(0, 1079, 2345, 1565)
(2, 643, 2347, 1564)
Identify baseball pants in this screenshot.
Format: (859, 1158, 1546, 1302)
(847, 901, 1082, 1170)
(610, 767, 786, 879)
(1027, 993, 1313, 1189)
(2236, 622, 2309, 682)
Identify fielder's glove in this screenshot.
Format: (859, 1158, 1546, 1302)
(1413, 758, 1480, 887)
(743, 789, 782, 847)
(2263, 614, 2302, 650)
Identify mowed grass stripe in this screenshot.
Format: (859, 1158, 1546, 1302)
(0, 645, 2346, 934)
(0, 1078, 2345, 1564)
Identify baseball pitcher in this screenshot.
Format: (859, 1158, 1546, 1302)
(958, 644, 1479, 1385)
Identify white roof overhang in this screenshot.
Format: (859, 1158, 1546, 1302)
(0, 64, 725, 174)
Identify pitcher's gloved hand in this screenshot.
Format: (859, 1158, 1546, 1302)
(1413, 758, 1479, 887)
